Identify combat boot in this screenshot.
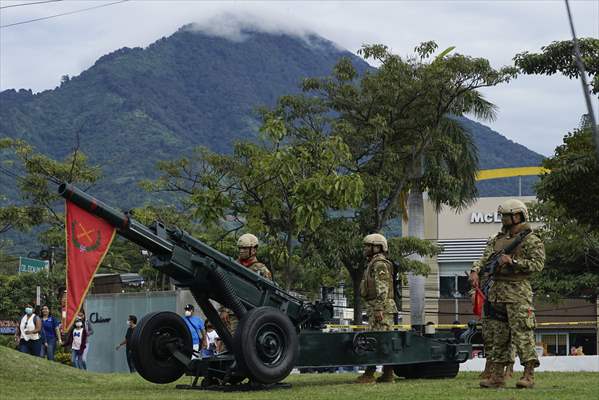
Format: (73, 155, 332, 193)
(479, 362, 506, 388)
(516, 361, 535, 389)
(504, 362, 514, 379)
(479, 359, 492, 379)
(355, 367, 376, 384)
(376, 366, 395, 383)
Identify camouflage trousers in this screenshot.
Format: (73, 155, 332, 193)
(482, 316, 516, 362)
(486, 302, 539, 367)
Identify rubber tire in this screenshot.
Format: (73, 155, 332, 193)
(233, 306, 299, 384)
(393, 362, 460, 379)
(129, 311, 192, 384)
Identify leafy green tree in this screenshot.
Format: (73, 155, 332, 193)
(0, 271, 65, 320)
(300, 42, 515, 322)
(0, 138, 100, 247)
(532, 126, 599, 299)
(144, 106, 364, 290)
(514, 38, 599, 94)
(537, 127, 599, 230)
(304, 42, 517, 234)
(530, 201, 599, 299)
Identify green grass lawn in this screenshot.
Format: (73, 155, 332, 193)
(1, 346, 597, 400)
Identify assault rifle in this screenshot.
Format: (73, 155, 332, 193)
(479, 228, 532, 321)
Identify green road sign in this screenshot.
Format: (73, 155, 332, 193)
(19, 257, 49, 273)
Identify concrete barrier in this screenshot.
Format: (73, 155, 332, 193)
(461, 355, 599, 372)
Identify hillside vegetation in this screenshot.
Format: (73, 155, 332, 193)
(0, 26, 543, 210)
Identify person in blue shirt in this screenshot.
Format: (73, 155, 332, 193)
(183, 304, 206, 359)
(40, 305, 62, 360)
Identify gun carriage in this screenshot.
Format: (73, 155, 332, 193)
(59, 183, 472, 388)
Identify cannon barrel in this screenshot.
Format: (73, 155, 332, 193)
(58, 183, 173, 254)
(59, 183, 129, 228)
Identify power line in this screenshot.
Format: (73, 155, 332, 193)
(0, 1, 63, 10)
(0, 0, 129, 28)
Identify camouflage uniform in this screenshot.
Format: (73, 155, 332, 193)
(472, 264, 516, 375)
(360, 253, 397, 331)
(471, 223, 544, 367)
(220, 257, 272, 334)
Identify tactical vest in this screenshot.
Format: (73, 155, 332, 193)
(493, 223, 533, 282)
(361, 253, 393, 301)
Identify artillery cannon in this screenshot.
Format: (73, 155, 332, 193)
(59, 183, 472, 388)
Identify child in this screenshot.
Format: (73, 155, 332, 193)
(202, 322, 220, 358)
(64, 318, 87, 369)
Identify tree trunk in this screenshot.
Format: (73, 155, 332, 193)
(350, 268, 364, 325)
(285, 232, 293, 291)
(407, 188, 426, 327)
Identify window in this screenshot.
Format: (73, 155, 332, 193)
(440, 276, 470, 298)
(540, 333, 568, 356)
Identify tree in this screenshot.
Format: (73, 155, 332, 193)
(530, 200, 599, 299)
(301, 42, 516, 323)
(532, 126, 599, 299)
(514, 38, 599, 94)
(143, 103, 364, 290)
(0, 138, 100, 251)
(537, 127, 599, 230)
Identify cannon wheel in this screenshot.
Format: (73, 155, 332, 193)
(233, 306, 299, 384)
(393, 362, 460, 379)
(130, 311, 192, 384)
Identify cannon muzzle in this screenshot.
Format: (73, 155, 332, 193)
(58, 183, 129, 229)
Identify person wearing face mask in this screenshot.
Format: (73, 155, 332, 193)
(77, 308, 93, 370)
(219, 233, 272, 335)
(64, 318, 88, 369)
(14, 303, 43, 357)
(183, 304, 206, 359)
(470, 199, 545, 389)
(356, 233, 397, 384)
(116, 315, 137, 372)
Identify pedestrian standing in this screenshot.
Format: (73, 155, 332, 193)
(15, 303, 43, 357)
(64, 318, 87, 369)
(77, 308, 93, 369)
(183, 304, 206, 359)
(40, 305, 62, 361)
(116, 315, 137, 372)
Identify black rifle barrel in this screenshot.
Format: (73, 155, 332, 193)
(58, 183, 173, 254)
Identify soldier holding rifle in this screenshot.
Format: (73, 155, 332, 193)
(469, 199, 544, 389)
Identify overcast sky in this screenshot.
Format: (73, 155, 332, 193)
(1, 0, 597, 156)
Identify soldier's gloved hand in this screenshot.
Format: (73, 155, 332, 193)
(469, 271, 479, 288)
(374, 311, 384, 322)
(499, 254, 512, 266)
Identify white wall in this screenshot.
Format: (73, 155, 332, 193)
(461, 356, 599, 372)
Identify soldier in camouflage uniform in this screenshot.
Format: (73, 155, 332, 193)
(220, 233, 272, 335)
(469, 199, 544, 389)
(355, 233, 398, 384)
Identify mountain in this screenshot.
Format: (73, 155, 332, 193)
(1, 25, 543, 209)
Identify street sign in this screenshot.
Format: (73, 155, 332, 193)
(18, 257, 49, 273)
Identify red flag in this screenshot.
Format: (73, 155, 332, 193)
(472, 287, 485, 318)
(65, 201, 116, 330)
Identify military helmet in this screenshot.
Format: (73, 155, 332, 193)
(237, 233, 259, 248)
(363, 233, 388, 252)
(498, 199, 528, 221)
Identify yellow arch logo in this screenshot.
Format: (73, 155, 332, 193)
(476, 166, 550, 181)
